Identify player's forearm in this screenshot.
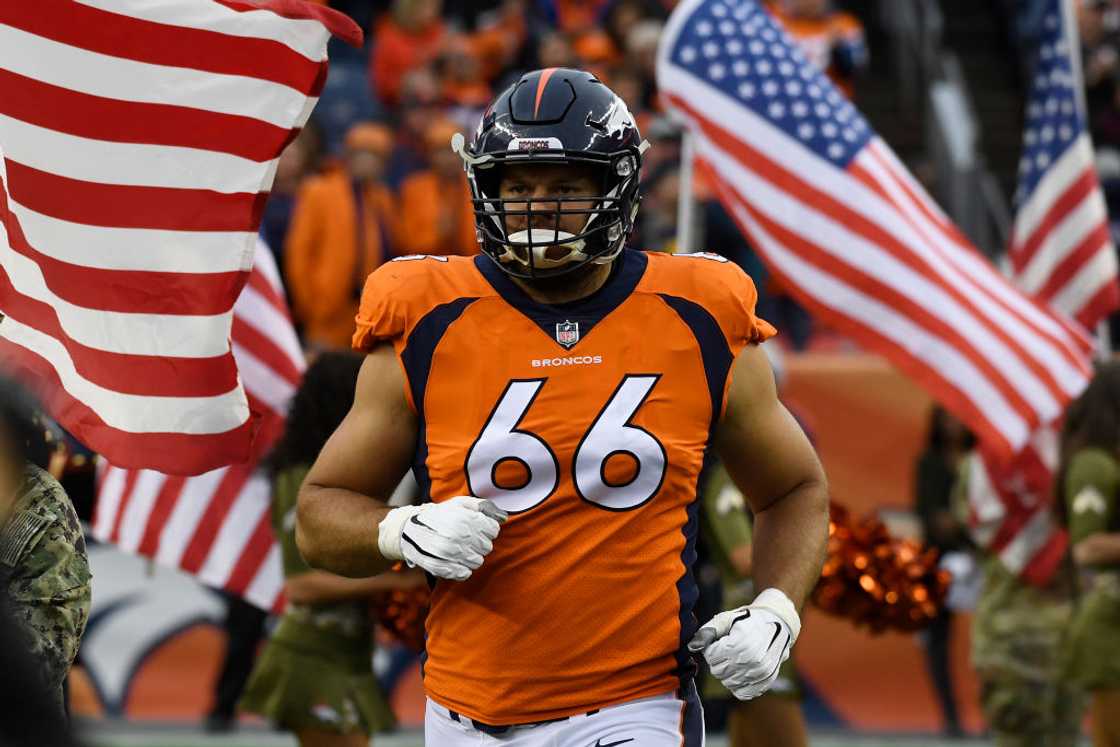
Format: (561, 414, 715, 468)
(295, 483, 395, 578)
(749, 477, 829, 610)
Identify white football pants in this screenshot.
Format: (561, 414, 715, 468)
(424, 683, 705, 747)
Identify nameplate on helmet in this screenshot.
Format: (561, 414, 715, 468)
(509, 137, 564, 152)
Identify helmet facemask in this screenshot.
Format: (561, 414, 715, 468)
(454, 133, 645, 280)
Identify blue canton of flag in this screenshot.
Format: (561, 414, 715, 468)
(1014, 9, 1081, 207)
(667, 0, 872, 167)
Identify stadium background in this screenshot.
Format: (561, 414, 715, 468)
(30, 0, 1120, 743)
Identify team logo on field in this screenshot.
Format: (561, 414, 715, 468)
(555, 320, 580, 348)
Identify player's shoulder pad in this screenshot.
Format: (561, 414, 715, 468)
(640, 251, 777, 350)
(353, 255, 491, 351)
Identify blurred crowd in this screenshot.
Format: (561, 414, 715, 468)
(266, 0, 869, 353)
(1080, 0, 1120, 158)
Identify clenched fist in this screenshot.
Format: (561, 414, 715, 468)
(688, 588, 801, 700)
(377, 496, 508, 581)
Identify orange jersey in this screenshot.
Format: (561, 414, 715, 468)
(354, 250, 775, 724)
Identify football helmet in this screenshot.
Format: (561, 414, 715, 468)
(453, 67, 650, 279)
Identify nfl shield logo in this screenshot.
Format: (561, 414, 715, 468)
(555, 320, 579, 348)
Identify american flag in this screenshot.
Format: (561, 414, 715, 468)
(967, 0, 1118, 585)
(93, 239, 303, 612)
(657, 0, 1094, 460)
(0, 0, 357, 476)
(1009, 0, 1120, 328)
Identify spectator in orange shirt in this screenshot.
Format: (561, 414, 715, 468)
(471, 0, 529, 82)
(571, 29, 621, 79)
(261, 125, 322, 281)
(397, 119, 479, 257)
(284, 123, 399, 352)
(773, 0, 867, 99)
(387, 67, 444, 189)
(370, 0, 445, 108)
(438, 34, 493, 112)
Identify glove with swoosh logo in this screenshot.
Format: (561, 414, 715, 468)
(688, 587, 801, 701)
(377, 496, 507, 581)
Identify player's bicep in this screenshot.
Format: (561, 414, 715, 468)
(303, 344, 418, 500)
(714, 345, 825, 514)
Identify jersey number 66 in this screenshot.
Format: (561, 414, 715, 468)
(465, 375, 668, 513)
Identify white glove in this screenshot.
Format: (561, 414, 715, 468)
(377, 496, 507, 581)
(688, 588, 801, 701)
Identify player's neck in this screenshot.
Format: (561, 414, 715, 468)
(511, 261, 614, 305)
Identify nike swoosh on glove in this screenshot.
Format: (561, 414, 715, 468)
(688, 587, 801, 701)
(377, 496, 507, 581)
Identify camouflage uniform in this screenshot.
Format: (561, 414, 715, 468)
(0, 465, 91, 712)
(955, 461, 1084, 747)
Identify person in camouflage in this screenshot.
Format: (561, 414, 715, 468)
(0, 377, 91, 717)
(953, 457, 1083, 747)
(1057, 361, 1120, 747)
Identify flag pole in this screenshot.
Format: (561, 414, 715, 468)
(1062, 0, 1087, 123)
(676, 129, 698, 254)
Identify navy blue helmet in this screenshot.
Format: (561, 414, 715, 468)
(454, 68, 649, 279)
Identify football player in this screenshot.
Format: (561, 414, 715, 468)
(296, 68, 829, 746)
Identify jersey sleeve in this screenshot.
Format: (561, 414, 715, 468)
(352, 260, 420, 352)
(1064, 449, 1119, 546)
(644, 252, 777, 354)
(699, 255, 777, 353)
(727, 262, 777, 348)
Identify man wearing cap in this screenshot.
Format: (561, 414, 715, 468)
(285, 122, 400, 351)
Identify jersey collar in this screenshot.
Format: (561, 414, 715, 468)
(473, 249, 648, 351)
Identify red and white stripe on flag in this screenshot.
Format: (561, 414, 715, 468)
(1007, 0, 1120, 329)
(93, 240, 304, 612)
(1010, 136, 1120, 328)
(0, 0, 357, 475)
(968, 429, 1068, 585)
(658, 0, 1094, 460)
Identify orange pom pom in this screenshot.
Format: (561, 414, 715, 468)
(810, 503, 950, 634)
(369, 577, 430, 652)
